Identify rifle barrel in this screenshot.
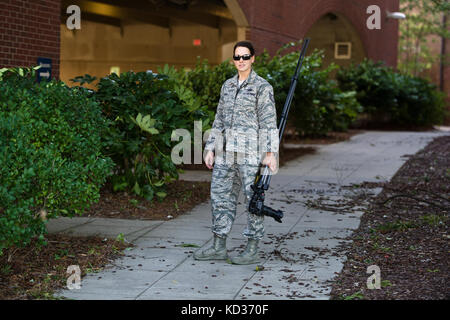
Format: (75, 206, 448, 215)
(258, 38, 310, 189)
(278, 38, 310, 142)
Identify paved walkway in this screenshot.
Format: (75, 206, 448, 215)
(50, 130, 449, 300)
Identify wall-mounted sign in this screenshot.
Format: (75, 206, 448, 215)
(334, 42, 352, 59)
(110, 66, 120, 75)
(36, 57, 52, 82)
(193, 39, 202, 46)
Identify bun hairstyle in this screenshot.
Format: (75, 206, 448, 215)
(233, 41, 255, 56)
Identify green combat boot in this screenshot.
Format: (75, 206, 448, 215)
(193, 235, 228, 260)
(231, 239, 260, 265)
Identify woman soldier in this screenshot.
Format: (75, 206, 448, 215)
(193, 41, 279, 265)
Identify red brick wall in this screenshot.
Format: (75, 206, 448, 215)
(0, 0, 61, 79)
(239, 0, 399, 68)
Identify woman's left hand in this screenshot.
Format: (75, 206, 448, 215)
(262, 152, 277, 172)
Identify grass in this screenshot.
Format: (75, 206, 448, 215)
(375, 220, 417, 233)
(372, 243, 392, 253)
(420, 214, 447, 226)
(381, 280, 393, 288)
(342, 291, 364, 300)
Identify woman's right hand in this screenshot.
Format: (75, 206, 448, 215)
(204, 150, 215, 170)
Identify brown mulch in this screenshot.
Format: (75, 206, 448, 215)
(0, 234, 132, 300)
(278, 146, 316, 166)
(330, 135, 450, 300)
(83, 180, 211, 220)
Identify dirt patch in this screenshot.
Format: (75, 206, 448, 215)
(278, 146, 316, 166)
(0, 234, 132, 300)
(83, 180, 211, 220)
(330, 135, 450, 300)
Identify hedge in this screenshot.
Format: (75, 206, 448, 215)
(337, 59, 446, 127)
(0, 67, 113, 254)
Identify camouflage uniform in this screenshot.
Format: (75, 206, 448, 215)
(204, 69, 279, 240)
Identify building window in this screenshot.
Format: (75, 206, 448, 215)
(334, 42, 352, 59)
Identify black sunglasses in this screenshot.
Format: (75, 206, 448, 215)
(233, 54, 253, 61)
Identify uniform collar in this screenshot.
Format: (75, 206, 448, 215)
(231, 69, 257, 87)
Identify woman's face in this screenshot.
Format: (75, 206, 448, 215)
(233, 46, 254, 73)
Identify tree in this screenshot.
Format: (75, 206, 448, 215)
(398, 0, 450, 77)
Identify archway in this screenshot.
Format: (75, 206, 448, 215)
(305, 12, 367, 73)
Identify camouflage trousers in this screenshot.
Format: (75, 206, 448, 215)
(210, 153, 264, 240)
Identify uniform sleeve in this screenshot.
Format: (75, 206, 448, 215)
(204, 84, 226, 152)
(257, 83, 279, 153)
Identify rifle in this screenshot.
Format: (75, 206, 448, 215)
(248, 38, 310, 223)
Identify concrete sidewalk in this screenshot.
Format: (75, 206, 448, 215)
(50, 130, 449, 300)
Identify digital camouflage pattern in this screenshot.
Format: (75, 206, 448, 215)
(204, 69, 279, 160)
(210, 160, 263, 239)
(205, 69, 279, 240)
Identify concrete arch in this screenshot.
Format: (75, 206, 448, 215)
(241, 0, 398, 68)
(296, 0, 398, 66)
(300, 1, 370, 62)
(220, 0, 251, 60)
(223, 0, 249, 28)
(305, 11, 367, 71)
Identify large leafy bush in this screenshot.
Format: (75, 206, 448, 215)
(337, 59, 446, 126)
(178, 58, 235, 114)
(254, 43, 362, 135)
(0, 67, 113, 254)
(165, 42, 362, 136)
(89, 71, 209, 201)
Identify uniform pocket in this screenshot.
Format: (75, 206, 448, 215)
(241, 88, 257, 105)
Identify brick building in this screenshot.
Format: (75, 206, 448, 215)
(0, 0, 400, 78)
(0, 0, 448, 115)
(0, 0, 61, 79)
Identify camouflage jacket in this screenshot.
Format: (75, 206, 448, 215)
(204, 69, 279, 157)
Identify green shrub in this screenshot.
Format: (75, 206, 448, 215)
(180, 58, 235, 113)
(165, 42, 362, 137)
(90, 70, 208, 201)
(395, 75, 446, 126)
(337, 59, 446, 126)
(254, 43, 362, 135)
(0, 67, 113, 254)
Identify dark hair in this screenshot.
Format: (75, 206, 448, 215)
(233, 41, 255, 56)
